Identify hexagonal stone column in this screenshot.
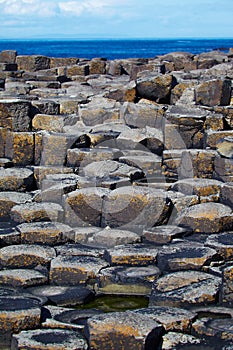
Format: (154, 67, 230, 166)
(50, 255, 108, 286)
(0, 168, 34, 192)
(103, 186, 170, 232)
(150, 270, 221, 307)
(0, 296, 41, 347)
(11, 328, 88, 350)
(0, 99, 32, 131)
(86, 311, 164, 350)
(177, 202, 233, 233)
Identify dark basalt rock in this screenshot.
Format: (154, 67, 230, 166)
(150, 270, 222, 308)
(0, 47, 232, 348)
(0, 295, 41, 347)
(11, 328, 88, 350)
(177, 202, 233, 234)
(49, 255, 108, 286)
(54, 308, 104, 325)
(17, 221, 75, 245)
(26, 285, 94, 307)
(86, 311, 164, 350)
(157, 241, 218, 272)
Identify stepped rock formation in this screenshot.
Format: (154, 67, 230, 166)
(0, 48, 233, 349)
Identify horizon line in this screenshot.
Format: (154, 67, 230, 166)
(0, 36, 233, 41)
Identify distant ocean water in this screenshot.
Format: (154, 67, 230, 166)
(0, 38, 233, 60)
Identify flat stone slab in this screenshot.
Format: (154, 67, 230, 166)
(50, 255, 108, 286)
(0, 168, 34, 192)
(86, 310, 164, 350)
(76, 175, 131, 190)
(40, 182, 77, 204)
(17, 221, 75, 245)
(0, 225, 20, 246)
(42, 173, 80, 188)
(103, 186, 170, 231)
(157, 241, 218, 272)
(104, 244, 158, 266)
(80, 160, 144, 181)
(134, 306, 197, 332)
(11, 202, 64, 223)
(0, 99, 31, 132)
(171, 178, 223, 200)
(32, 166, 74, 188)
(54, 308, 104, 325)
(177, 202, 233, 233)
(74, 226, 103, 245)
(119, 153, 162, 177)
(11, 328, 88, 350)
(216, 136, 233, 158)
(0, 295, 41, 346)
(150, 270, 222, 307)
(67, 147, 122, 167)
(26, 285, 94, 307)
(0, 269, 48, 287)
(97, 265, 160, 295)
(64, 187, 109, 227)
(86, 228, 140, 248)
(193, 317, 233, 343)
(56, 243, 105, 258)
(162, 332, 204, 349)
(0, 191, 32, 220)
(205, 232, 233, 261)
(142, 225, 189, 244)
(0, 244, 56, 268)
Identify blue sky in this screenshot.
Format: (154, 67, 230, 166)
(0, 0, 232, 39)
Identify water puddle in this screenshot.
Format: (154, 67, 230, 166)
(75, 294, 149, 312)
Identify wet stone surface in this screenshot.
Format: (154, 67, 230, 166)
(0, 49, 233, 348)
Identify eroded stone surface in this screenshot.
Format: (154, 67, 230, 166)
(11, 328, 88, 350)
(134, 306, 197, 332)
(0, 295, 41, 347)
(0, 268, 48, 287)
(0, 48, 232, 349)
(0, 244, 56, 268)
(205, 232, 233, 261)
(150, 270, 221, 307)
(103, 186, 170, 231)
(0, 191, 32, 220)
(157, 241, 218, 272)
(142, 225, 190, 244)
(17, 221, 75, 245)
(162, 332, 203, 349)
(11, 202, 64, 223)
(104, 244, 158, 266)
(86, 311, 164, 350)
(86, 228, 141, 248)
(177, 202, 233, 233)
(171, 178, 223, 202)
(50, 255, 108, 286)
(26, 285, 94, 306)
(0, 167, 34, 192)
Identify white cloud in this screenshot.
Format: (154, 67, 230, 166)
(58, 0, 129, 17)
(0, 0, 129, 17)
(0, 0, 57, 16)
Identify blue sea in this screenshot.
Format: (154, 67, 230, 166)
(0, 38, 233, 60)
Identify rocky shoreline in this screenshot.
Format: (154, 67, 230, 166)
(0, 48, 233, 349)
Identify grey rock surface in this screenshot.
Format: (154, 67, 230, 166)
(0, 48, 232, 349)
